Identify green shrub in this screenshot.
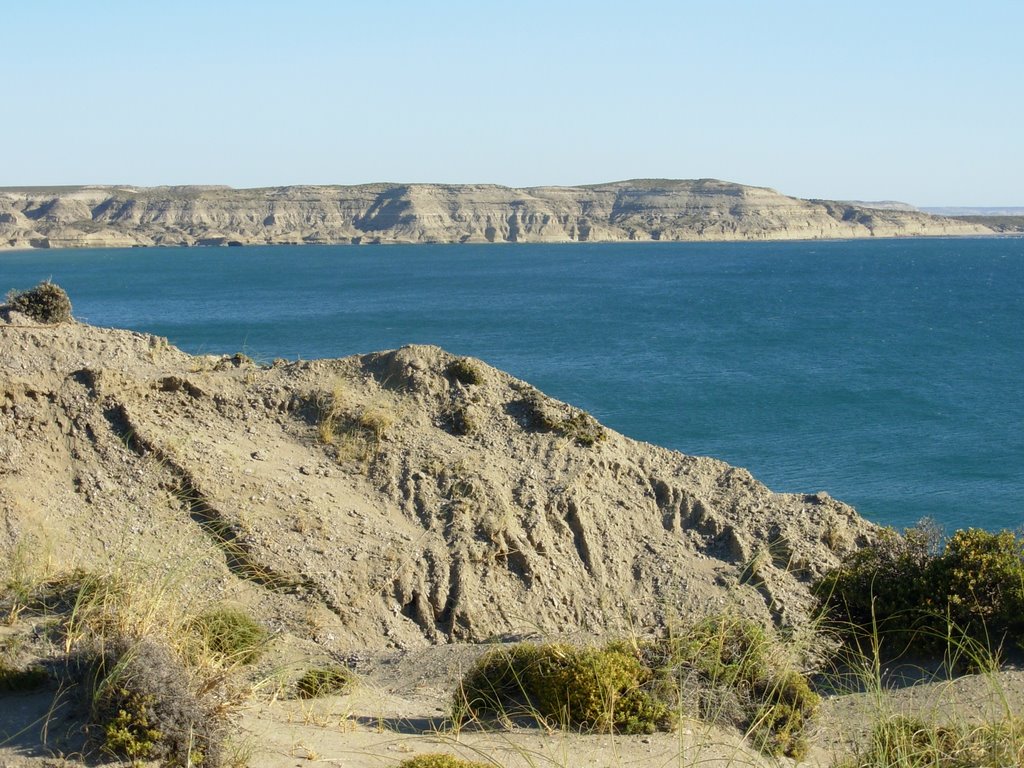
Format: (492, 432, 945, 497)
(193, 607, 267, 664)
(456, 642, 671, 734)
(7, 280, 72, 323)
(656, 616, 820, 759)
(85, 637, 224, 766)
(816, 523, 1024, 655)
(295, 665, 354, 698)
(398, 755, 494, 768)
(446, 358, 484, 386)
(456, 623, 815, 754)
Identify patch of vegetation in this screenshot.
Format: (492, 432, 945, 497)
(653, 616, 820, 759)
(456, 642, 673, 734)
(295, 665, 354, 699)
(446, 402, 480, 436)
(398, 755, 495, 768)
(839, 714, 1024, 768)
(446, 358, 484, 386)
(84, 636, 224, 766)
(815, 523, 1024, 655)
(517, 388, 607, 447)
(315, 383, 396, 463)
(193, 607, 267, 665)
(6, 280, 72, 323)
(0, 660, 49, 692)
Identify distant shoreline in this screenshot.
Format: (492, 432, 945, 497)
(1, 179, 1001, 251)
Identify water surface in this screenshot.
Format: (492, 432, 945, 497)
(2, 238, 1021, 531)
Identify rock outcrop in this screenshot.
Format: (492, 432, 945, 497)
(0, 310, 877, 651)
(0, 179, 992, 250)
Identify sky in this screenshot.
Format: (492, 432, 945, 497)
(2, 1, 1021, 206)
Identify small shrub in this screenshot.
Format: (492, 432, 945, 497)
(456, 642, 671, 734)
(816, 523, 1024, 655)
(398, 755, 494, 768)
(446, 403, 480, 436)
(517, 389, 606, 447)
(295, 665, 354, 698)
(446, 358, 484, 386)
(193, 607, 267, 665)
(85, 637, 224, 766)
(6, 280, 72, 323)
(657, 616, 819, 759)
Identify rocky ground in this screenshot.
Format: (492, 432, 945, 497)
(1, 309, 1021, 767)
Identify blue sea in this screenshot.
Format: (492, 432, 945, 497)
(2, 238, 1021, 532)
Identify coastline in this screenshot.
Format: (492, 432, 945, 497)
(0, 179, 1000, 252)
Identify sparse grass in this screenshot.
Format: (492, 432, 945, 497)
(454, 618, 818, 756)
(6, 280, 72, 323)
(295, 665, 354, 699)
(446, 402, 480, 436)
(838, 714, 1024, 768)
(0, 549, 251, 766)
(654, 615, 820, 759)
(315, 381, 397, 463)
(399, 755, 495, 768)
(193, 606, 267, 665)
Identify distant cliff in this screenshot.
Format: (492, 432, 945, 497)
(0, 179, 993, 249)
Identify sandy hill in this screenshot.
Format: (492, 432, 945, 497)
(0, 312, 872, 651)
(0, 179, 992, 249)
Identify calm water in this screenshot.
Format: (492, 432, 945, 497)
(2, 238, 1022, 532)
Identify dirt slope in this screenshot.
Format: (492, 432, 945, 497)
(0, 311, 875, 654)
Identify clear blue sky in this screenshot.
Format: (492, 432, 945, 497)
(2, 1, 1020, 205)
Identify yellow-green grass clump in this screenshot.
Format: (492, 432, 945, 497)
(295, 665, 355, 698)
(193, 607, 268, 665)
(399, 755, 495, 768)
(456, 642, 672, 734)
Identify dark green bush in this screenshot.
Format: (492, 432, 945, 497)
(816, 524, 1024, 655)
(446, 358, 484, 386)
(85, 637, 224, 766)
(7, 280, 72, 323)
(456, 642, 672, 734)
(193, 607, 267, 665)
(295, 665, 354, 698)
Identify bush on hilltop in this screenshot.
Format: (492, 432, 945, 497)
(7, 280, 72, 323)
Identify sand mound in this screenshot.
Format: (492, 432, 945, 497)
(0, 312, 875, 651)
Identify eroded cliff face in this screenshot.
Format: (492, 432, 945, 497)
(0, 179, 991, 249)
(1, 312, 876, 650)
